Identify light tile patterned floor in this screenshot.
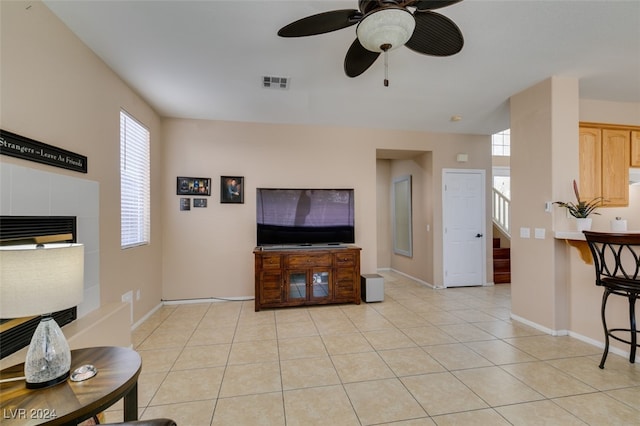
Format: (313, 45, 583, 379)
(104, 271, 640, 425)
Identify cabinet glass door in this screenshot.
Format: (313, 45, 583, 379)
(311, 270, 331, 300)
(287, 271, 307, 300)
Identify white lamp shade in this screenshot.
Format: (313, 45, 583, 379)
(0, 243, 84, 318)
(356, 8, 416, 53)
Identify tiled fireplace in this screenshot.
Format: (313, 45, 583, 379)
(0, 162, 101, 358)
(0, 215, 79, 357)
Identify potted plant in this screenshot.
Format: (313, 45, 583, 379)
(554, 180, 602, 231)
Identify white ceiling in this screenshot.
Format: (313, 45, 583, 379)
(43, 0, 640, 135)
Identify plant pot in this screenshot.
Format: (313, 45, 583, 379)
(576, 218, 592, 232)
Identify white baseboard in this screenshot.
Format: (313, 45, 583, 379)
(510, 313, 568, 336)
(511, 313, 637, 361)
(568, 330, 637, 362)
(132, 302, 163, 330)
(384, 268, 437, 289)
(162, 296, 254, 306)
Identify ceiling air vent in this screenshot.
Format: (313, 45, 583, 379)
(262, 76, 289, 89)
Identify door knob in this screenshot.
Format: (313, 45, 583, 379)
(475, 233, 483, 238)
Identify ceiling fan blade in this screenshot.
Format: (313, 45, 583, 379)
(344, 38, 380, 77)
(405, 11, 463, 56)
(278, 9, 361, 37)
(411, 1, 463, 12)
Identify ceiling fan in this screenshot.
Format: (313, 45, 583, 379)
(278, 0, 464, 83)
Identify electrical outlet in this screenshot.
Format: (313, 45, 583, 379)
(136, 289, 141, 301)
(121, 291, 134, 324)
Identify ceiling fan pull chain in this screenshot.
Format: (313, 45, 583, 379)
(384, 50, 389, 87)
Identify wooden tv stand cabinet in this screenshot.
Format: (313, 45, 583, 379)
(254, 245, 361, 312)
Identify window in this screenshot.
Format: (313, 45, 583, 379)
(120, 110, 150, 249)
(492, 129, 511, 156)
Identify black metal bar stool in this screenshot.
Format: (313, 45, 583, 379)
(584, 231, 640, 369)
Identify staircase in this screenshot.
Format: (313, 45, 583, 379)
(492, 186, 511, 284)
(493, 238, 511, 284)
(492, 187, 510, 236)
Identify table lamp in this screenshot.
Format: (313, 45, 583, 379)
(0, 243, 84, 389)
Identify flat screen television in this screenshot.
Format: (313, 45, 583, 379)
(256, 188, 354, 246)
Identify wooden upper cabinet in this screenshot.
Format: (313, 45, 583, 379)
(579, 124, 632, 207)
(601, 129, 630, 206)
(578, 127, 602, 202)
(632, 131, 640, 167)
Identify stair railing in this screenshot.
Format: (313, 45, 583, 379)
(493, 187, 510, 236)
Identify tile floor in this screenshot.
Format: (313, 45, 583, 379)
(103, 271, 640, 425)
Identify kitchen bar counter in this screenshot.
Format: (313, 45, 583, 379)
(554, 231, 586, 241)
(555, 230, 640, 263)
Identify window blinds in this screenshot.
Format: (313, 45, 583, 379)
(120, 110, 150, 249)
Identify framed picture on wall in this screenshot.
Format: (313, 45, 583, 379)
(220, 176, 244, 204)
(194, 198, 208, 208)
(177, 177, 211, 196)
(180, 198, 191, 211)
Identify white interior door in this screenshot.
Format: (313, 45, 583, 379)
(443, 169, 486, 287)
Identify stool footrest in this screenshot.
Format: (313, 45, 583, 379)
(607, 329, 640, 347)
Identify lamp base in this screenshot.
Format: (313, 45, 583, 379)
(26, 371, 70, 389)
(24, 315, 72, 389)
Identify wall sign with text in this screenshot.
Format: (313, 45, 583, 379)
(0, 129, 88, 173)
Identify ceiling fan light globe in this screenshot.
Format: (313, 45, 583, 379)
(356, 8, 415, 53)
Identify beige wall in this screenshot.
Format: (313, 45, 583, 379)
(9, 1, 637, 360)
(12, 3, 637, 358)
(1, 1, 164, 324)
(511, 77, 579, 333)
(2, 1, 491, 324)
(386, 155, 435, 284)
(376, 160, 392, 269)
(161, 119, 490, 298)
(510, 77, 579, 332)
(161, 119, 376, 299)
(389, 158, 428, 280)
(580, 99, 640, 127)
(375, 143, 492, 287)
(511, 77, 640, 359)
(567, 99, 640, 354)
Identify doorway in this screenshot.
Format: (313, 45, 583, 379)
(442, 169, 486, 287)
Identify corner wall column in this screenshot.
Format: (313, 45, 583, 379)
(509, 77, 579, 333)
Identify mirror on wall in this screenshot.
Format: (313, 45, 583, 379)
(393, 175, 412, 257)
